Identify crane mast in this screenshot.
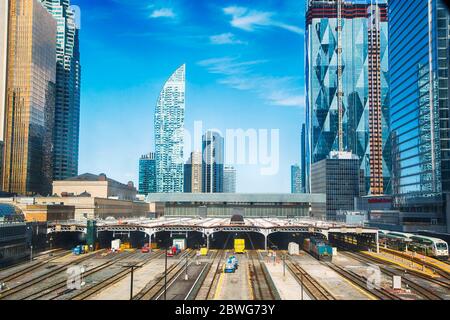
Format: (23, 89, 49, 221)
(337, 0, 344, 152)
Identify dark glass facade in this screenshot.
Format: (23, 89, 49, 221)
(389, 0, 449, 223)
(311, 152, 361, 220)
(202, 131, 224, 193)
(40, 0, 81, 181)
(139, 153, 157, 195)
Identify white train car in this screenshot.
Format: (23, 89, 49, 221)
(408, 235, 449, 259)
(379, 230, 449, 259)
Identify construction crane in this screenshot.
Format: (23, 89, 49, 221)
(336, 0, 344, 152)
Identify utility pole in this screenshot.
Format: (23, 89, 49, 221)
(30, 245, 33, 263)
(185, 253, 189, 281)
(164, 246, 168, 301)
(301, 272, 304, 300)
(120, 263, 142, 300)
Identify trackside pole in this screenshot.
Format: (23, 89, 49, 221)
(376, 232, 380, 254)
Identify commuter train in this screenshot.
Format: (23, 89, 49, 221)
(379, 230, 449, 260)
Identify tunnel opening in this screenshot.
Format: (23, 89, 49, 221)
(267, 232, 328, 250)
(208, 232, 265, 250)
(96, 231, 148, 249)
(152, 231, 206, 250)
(50, 232, 87, 250)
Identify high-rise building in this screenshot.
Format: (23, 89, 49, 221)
(305, 0, 391, 196)
(155, 64, 186, 193)
(184, 152, 202, 193)
(389, 0, 450, 231)
(3, 0, 57, 195)
(223, 166, 237, 193)
(139, 153, 157, 195)
(202, 131, 224, 193)
(291, 165, 302, 194)
(0, 0, 8, 187)
(311, 152, 361, 220)
(39, 0, 81, 181)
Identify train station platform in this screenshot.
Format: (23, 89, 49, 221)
(379, 247, 450, 274)
(363, 250, 439, 278)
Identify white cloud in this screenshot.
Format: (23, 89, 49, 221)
(223, 6, 303, 35)
(150, 8, 175, 19)
(210, 33, 246, 45)
(198, 57, 304, 108)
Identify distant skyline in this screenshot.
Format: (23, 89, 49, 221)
(74, 0, 305, 193)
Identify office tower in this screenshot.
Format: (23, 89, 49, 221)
(155, 64, 186, 193)
(389, 0, 450, 231)
(202, 131, 224, 193)
(305, 0, 391, 196)
(291, 165, 302, 194)
(311, 152, 361, 220)
(39, 0, 81, 181)
(139, 153, 157, 195)
(0, 0, 8, 188)
(184, 152, 202, 193)
(223, 166, 237, 193)
(3, 0, 56, 195)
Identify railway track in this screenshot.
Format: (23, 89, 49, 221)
(285, 256, 335, 300)
(379, 248, 450, 280)
(247, 251, 278, 300)
(134, 250, 196, 300)
(23, 250, 144, 300)
(69, 250, 165, 300)
(0, 250, 106, 300)
(194, 250, 225, 300)
(0, 249, 66, 273)
(324, 261, 400, 300)
(0, 250, 71, 284)
(343, 251, 447, 300)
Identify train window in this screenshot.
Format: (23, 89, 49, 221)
(436, 243, 448, 250)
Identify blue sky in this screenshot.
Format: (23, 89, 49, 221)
(73, 0, 306, 193)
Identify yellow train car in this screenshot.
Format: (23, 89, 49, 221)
(234, 239, 245, 254)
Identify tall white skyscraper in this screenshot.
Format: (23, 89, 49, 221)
(155, 64, 186, 193)
(223, 166, 237, 193)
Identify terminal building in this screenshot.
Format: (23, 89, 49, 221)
(52, 173, 137, 201)
(0, 204, 29, 267)
(146, 193, 326, 218)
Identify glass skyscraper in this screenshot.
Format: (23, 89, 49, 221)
(389, 0, 449, 227)
(155, 64, 186, 193)
(305, 0, 391, 195)
(0, 0, 8, 186)
(223, 166, 237, 193)
(39, 0, 81, 181)
(202, 131, 224, 193)
(3, 0, 57, 195)
(291, 165, 302, 194)
(139, 153, 157, 195)
(184, 152, 202, 193)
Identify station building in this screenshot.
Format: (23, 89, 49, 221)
(0, 197, 151, 222)
(146, 193, 326, 218)
(52, 173, 137, 201)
